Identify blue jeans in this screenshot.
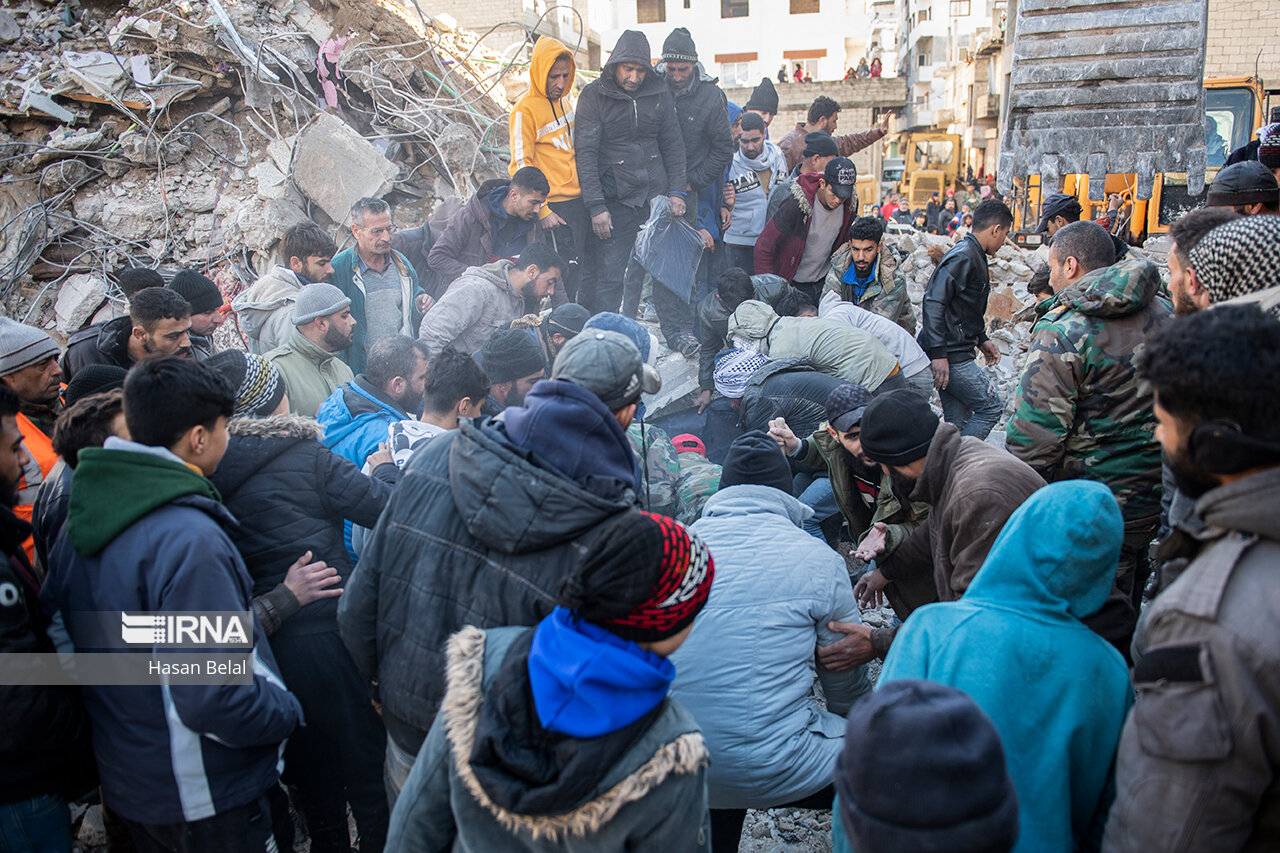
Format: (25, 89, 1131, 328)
(0, 795, 71, 853)
(939, 358, 1003, 439)
(798, 475, 840, 539)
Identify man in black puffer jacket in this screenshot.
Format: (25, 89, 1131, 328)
(574, 29, 687, 315)
(917, 198, 1012, 440)
(206, 350, 397, 853)
(339, 330, 658, 803)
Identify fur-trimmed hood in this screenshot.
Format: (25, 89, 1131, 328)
(440, 625, 709, 841)
(228, 413, 324, 440)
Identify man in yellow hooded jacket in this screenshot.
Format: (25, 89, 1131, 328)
(509, 38, 594, 304)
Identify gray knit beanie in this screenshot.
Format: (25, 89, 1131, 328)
(291, 283, 351, 325)
(0, 318, 61, 376)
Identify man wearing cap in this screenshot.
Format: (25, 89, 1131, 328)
(670, 431, 872, 853)
(723, 111, 788, 273)
(339, 329, 659, 796)
(574, 30, 687, 315)
(742, 77, 779, 130)
(512, 302, 589, 378)
(1036, 192, 1129, 264)
(477, 327, 548, 416)
(776, 96, 889, 173)
(766, 132, 839, 220)
(265, 282, 357, 418)
(1205, 160, 1280, 216)
(1165, 207, 1239, 317)
(419, 243, 564, 361)
(0, 318, 65, 564)
(853, 389, 1044, 628)
(671, 433, 721, 524)
(755, 158, 859, 305)
(62, 287, 193, 380)
(659, 29, 733, 221)
(168, 269, 225, 360)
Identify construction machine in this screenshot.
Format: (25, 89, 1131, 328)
(897, 132, 963, 210)
(998, 0, 1264, 248)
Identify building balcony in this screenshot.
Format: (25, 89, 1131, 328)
(974, 92, 1000, 120)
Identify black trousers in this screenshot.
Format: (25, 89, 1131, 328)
(272, 629, 389, 853)
(123, 796, 275, 853)
(710, 785, 835, 853)
(547, 197, 596, 306)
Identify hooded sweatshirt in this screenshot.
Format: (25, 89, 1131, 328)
(880, 480, 1132, 853)
(1005, 257, 1173, 522)
(509, 37, 579, 202)
(231, 266, 305, 355)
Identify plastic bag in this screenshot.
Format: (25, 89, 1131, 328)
(632, 196, 705, 303)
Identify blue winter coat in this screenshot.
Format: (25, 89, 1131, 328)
(878, 480, 1132, 853)
(672, 485, 872, 809)
(317, 376, 411, 468)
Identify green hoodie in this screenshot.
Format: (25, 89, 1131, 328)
(1005, 256, 1175, 520)
(68, 448, 221, 557)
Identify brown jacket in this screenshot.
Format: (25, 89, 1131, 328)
(776, 122, 886, 171)
(1104, 466, 1280, 852)
(879, 421, 1045, 601)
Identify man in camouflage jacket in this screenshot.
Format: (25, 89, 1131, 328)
(1005, 222, 1173, 659)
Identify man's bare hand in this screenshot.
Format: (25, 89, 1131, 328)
(767, 417, 800, 455)
(283, 551, 342, 606)
(979, 339, 1002, 366)
(931, 357, 950, 390)
(592, 211, 613, 240)
(854, 522, 888, 562)
(695, 389, 712, 414)
(668, 195, 687, 218)
(720, 207, 732, 231)
(817, 621, 875, 671)
(722, 182, 736, 208)
(854, 566, 889, 609)
(366, 441, 394, 470)
(416, 293, 434, 314)
(697, 228, 715, 251)
(540, 210, 567, 230)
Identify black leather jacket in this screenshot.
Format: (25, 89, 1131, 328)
(918, 233, 991, 362)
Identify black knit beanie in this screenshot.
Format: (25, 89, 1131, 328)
(836, 679, 1020, 853)
(860, 389, 939, 467)
(744, 77, 779, 114)
(479, 328, 547, 384)
(168, 269, 224, 315)
(63, 364, 127, 406)
(719, 430, 793, 494)
(1206, 160, 1279, 208)
(558, 511, 714, 642)
(662, 27, 698, 63)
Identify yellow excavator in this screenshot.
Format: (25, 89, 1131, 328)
(897, 132, 964, 210)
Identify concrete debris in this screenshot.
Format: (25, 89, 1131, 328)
(291, 113, 398, 224)
(53, 273, 106, 333)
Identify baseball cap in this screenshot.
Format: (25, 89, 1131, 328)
(803, 132, 839, 159)
(823, 157, 857, 200)
(671, 433, 706, 456)
(1035, 193, 1083, 233)
(552, 329, 661, 411)
(825, 382, 873, 433)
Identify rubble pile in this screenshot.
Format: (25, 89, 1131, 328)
(0, 0, 524, 338)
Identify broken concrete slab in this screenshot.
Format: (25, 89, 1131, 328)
(54, 273, 107, 333)
(290, 112, 397, 224)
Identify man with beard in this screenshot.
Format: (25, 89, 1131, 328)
(233, 222, 338, 355)
(477, 327, 547, 417)
(168, 270, 226, 361)
(418, 243, 564, 359)
(849, 389, 1044, 656)
(1166, 207, 1239, 316)
(0, 319, 65, 564)
(0, 384, 96, 851)
(769, 385, 933, 631)
(822, 216, 915, 334)
(318, 335, 431, 467)
(266, 283, 357, 417)
(722, 111, 788, 274)
(1105, 305, 1280, 851)
(62, 287, 192, 379)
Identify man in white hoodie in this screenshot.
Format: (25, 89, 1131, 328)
(232, 222, 336, 354)
(722, 111, 788, 275)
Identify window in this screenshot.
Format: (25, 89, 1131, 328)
(790, 0, 820, 12)
(721, 61, 753, 87)
(949, 0, 970, 15)
(637, 0, 666, 23)
(684, 0, 691, 6)
(919, 8, 930, 21)
(918, 51, 929, 66)
(721, 0, 749, 17)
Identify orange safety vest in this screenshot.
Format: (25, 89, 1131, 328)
(16, 412, 59, 567)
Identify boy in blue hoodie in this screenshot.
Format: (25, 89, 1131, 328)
(42, 357, 303, 852)
(387, 510, 714, 852)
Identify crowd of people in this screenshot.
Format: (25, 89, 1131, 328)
(3, 24, 1280, 853)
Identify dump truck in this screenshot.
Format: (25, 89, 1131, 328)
(998, 0, 1228, 247)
